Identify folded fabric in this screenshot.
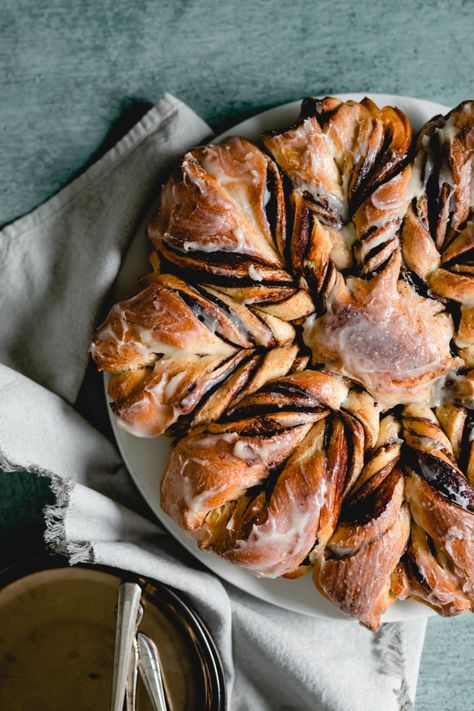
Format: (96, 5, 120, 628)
(0, 93, 426, 710)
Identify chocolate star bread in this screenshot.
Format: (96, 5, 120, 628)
(92, 97, 474, 629)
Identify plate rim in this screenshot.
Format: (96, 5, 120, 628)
(107, 93, 452, 622)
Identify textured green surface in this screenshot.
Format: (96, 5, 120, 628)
(1, 1, 474, 708)
(0, 472, 54, 566)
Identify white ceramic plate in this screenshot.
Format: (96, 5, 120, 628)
(107, 94, 450, 621)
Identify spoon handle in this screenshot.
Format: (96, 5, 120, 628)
(110, 582, 142, 711)
(137, 632, 168, 711)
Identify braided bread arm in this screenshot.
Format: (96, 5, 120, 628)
(402, 404, 474, 609)
(160, 371, 365, 578)
(91, 273, 303, 436)
(148, 137, 314, 321)
(436, 399, 474, 485)
(303, 252, 459, 406)
(401, 400, 474, 614)
(314, 416, 410, 630)
(430, 217, 474, 364)
(402, 101, 474, 360)
(284, 388, 381, 580)
(262, 96, 413, 280)
(401, 520, 472, 616)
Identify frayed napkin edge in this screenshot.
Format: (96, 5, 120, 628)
(375, 623, 416, 710)
(43, 475, 95, 566)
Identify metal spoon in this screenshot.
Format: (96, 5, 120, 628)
(125, 604, 144, 711)
(137, 632, 168, 711)
(110, 582, 142, 711)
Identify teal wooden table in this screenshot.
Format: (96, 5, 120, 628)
(1, 1, 474, 708)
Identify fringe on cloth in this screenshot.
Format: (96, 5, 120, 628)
(43, 475, 95, 565)
(0, 447, 95, 566)
(374, 623, 414, 711)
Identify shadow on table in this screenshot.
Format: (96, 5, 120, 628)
(82, 97, 154, 169)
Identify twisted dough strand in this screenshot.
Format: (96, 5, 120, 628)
(263, 96, 413, 279)
(314, 416, 410, 630)
(402, 404, 474, 611)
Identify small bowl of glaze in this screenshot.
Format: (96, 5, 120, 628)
(0, 558, 226, 711)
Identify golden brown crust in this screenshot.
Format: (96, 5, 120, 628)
(402, 522, 472, 616)
(91, 273, 307, 436)
(401, 101, 474, 350)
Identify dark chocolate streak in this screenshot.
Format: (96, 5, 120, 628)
(169, 352, 260, 435)
(264, 163, 282, 243)
(159, 251, 296, 291)
(403, 548, 432, 593)
(459, 414, 474, 475)
(283, 174, 297, 268)
(158, 352, 250, 432)
(341, 415, 357, 490)
(299, 96, 339, 124)
(176, 288, 256, 348)
(400, 266, 433, 298)
(261, 379, 313, 398)
(221, 403, 326, 422)
(406, 448, 474, 511)
(340, 465, 400, 526)
(292, 198, 311, 278)
(425, 134, 446, 242)
(442, 247, 474, 269)
(364, 235, 396, 264)
(223, 418, 303, 437)
(304, 192, 343, 228)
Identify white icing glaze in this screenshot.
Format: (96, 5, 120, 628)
(230, 472, 328, 578)
(435, 116, 459, 144)
(416, 436, 447, 452)
(263, 184, 271, 207)
(196, 140, 281, 259)
(232, 437, 289, 465)
(93, 305, 150, 362)
(358, 226, 397, 262)
(115, 368, 187, 437)
(116, 410, 157, 438)
(370, 171, 411, 211)
(162, 152, 281, 265)
(247, 264, 265, 282)
(193, 432, 239, 448)
(132, 296, 236, 357)
(304, 260, 456, 407)
(408, 152, 426, 199)
(267, 118, 346, 218)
